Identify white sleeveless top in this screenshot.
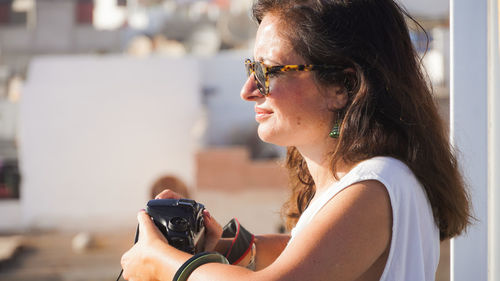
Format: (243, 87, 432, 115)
(288, 157, 440, 281)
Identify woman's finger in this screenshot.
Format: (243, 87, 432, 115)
(203, 209, 223, 252)
(137, 210, 167, 242)
(155, 189, 183, 200)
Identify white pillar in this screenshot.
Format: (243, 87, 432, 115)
(488, 0, 500, 280)
(450, 0, 488, 280)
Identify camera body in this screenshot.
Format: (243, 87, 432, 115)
(146, 198, 205, 254)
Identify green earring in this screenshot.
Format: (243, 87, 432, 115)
(329, 121, 340, 138)
(329, 113, 341, 138)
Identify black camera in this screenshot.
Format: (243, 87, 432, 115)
(146, 198, 206, 254)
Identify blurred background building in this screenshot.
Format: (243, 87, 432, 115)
(0, 0, 476, 280)
(0, 0, 450, 214)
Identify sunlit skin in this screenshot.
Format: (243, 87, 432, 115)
(120, 13, 392, 281)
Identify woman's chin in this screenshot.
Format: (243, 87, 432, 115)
(257, 126, 287, 146)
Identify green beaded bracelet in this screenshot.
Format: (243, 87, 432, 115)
(173, 252, 229, 281)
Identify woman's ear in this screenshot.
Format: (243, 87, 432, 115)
(326, 86, 349, 111)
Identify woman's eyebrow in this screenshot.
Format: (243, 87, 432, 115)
(255, 56, 282, 65)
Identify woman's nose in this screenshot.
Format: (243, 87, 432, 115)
(240, 75, 262, 101)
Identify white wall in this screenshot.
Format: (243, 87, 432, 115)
(0, 200, 22, 231)
(199, 50, 255, 146)
(0, 101, 18, 140)
(17, 55, 201, 231)
(488, 0, 500, 279)
(450, 0, 488, 280)
(0, 50, 266, 232)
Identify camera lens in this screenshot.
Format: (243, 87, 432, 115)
(170, 237, 186, 248)
(168, 217, 189, 232)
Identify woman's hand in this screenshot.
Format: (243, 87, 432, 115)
(155, 189, 223, 252)
(121, 210, 171, 281)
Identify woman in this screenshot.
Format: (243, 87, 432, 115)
(121, 0, 472, 280)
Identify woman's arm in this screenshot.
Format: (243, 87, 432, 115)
(121, 180, 392, 281)
(253, 234, 290, 270)
(216, 234, 291, 270)
(190, 180, 392, 281)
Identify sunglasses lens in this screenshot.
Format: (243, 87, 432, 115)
(244, 60, 252, 77)
(254, 62, 267, 95)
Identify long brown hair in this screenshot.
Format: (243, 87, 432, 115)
(253, 0, 471, 240)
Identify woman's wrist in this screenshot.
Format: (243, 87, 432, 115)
(152, 241, 193, 278)
(214, 238, 233, 255)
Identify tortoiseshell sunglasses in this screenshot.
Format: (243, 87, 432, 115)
(244, 58, 345, 96)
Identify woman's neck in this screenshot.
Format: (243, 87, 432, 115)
(296, 142, 352, 194)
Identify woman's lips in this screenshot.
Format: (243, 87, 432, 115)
(255, 107, 273, 121)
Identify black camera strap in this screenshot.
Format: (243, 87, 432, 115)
(221, 218, 255, 264)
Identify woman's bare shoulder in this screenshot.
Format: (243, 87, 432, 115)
(256, 180, 392, 281)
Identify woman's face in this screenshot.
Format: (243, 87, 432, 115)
(240, 14, 344, 147)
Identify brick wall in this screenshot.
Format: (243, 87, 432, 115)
(196, 146, 288, 191)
